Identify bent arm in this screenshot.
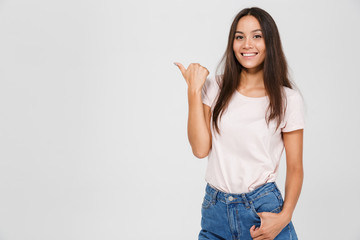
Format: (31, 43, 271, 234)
(279, 129, 304, 223)
(187, 88, 212, 158)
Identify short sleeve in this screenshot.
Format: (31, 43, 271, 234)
(281, 90, 306, 132)
(201, 75, 220, 108)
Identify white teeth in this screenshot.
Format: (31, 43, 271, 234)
(242, 53, 257, 56)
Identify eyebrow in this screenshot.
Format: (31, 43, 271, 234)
(235, 29, 262, 34)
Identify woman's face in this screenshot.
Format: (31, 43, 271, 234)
(233, 15, 266, 71)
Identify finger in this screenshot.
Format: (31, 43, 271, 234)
(250, 226, 255, 238)
(199, 65, 210, 75)
(174, 62, 186, 77)
(250, 225, 259, 237)
(251, 227, 262, 238)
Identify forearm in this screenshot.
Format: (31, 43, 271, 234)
(187, 88, 211, 158)
(279, 166, 304, 224)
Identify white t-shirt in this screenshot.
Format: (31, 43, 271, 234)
(201, 75, 305, 194)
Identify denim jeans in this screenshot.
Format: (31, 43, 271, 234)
(198, 182, 298, 240)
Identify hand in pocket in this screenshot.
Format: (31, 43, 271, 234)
(250, 212, 288, 240)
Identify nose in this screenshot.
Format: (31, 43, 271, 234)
(243, 36, 253, 49)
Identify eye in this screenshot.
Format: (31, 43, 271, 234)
(254, 34, 262, 39)
(235, 35, 243, 40)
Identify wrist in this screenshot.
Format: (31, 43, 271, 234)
(187, 88, 202, 95)
(279, 210, 292, 225)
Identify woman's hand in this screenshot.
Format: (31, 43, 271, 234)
(250, 212, 289, 240)
(174, 62, 209, 92)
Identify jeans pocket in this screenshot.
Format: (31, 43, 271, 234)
(201, 195, 213, 209)
(251, 190, 282, 218)
(272, 187, 284, 209)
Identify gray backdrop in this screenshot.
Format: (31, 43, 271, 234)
(0, 0, 359, 239)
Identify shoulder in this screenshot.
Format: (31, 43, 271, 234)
(280, 86, 306, 131)
(205, 74, 222, 86)
(282, 86, 303, 101)
(281, 86, 306, 113)
(282, 86, 299, 96)
(203, 75, 222, 93)
(202, 75, 223, 107)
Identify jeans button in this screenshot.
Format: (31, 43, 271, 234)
(228, 196, 234, 201)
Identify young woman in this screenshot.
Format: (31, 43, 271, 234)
(175, 7, 304, 240)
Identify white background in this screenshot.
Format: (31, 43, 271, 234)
(0, 0, 359, 239)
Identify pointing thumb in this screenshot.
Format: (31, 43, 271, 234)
(174, 62, 186, 77)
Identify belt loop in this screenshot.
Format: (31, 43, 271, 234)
(241, 193, 250, 208)
(212, 189, 219, 203)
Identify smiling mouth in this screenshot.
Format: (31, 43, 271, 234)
(241, 53, 258, 56)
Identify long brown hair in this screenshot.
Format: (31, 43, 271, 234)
(211, 7, 297, 135)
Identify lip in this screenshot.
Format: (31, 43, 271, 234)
(241, 52, 258, 58)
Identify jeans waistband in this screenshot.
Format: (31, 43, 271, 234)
(205, 182, 279, 205)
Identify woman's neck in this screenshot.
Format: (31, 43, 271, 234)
(238, 67, 265, 89)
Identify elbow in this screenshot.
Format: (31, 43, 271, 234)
(194, 151, 209, 159)
(193, 147, 211, 159)
(189, 138, 212, 159)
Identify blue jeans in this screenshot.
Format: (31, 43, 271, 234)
(198, 182, 298, 240)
